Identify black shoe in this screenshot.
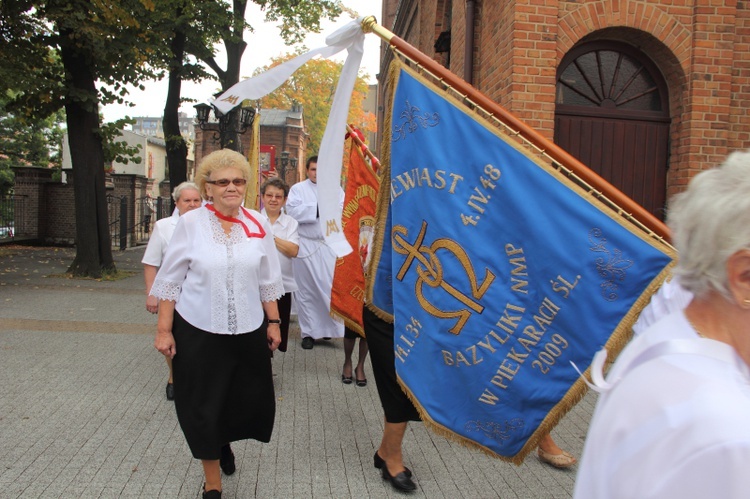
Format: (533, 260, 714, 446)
(220, 444, 235, 475)
(166, 382, 174, 401)
(374, 451, 412, 477)
(301, 337, 314, 349)
(382, 466, 417, 492)
(202, 489, 221, 499)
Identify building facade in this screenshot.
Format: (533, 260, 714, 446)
(379, 0, 750, 219)
(62, 130, 176, 198)
(193, 105, 308, 187)
(131, 112, 195, 139)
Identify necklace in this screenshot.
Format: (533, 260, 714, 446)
(685, 315, 707, 339)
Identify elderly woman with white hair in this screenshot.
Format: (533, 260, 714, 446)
(142, 181, 202, 400)
(151, 149, 284, 499)
(574, 150, 750, 498)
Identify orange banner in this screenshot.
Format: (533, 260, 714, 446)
(330, 137, 380, 336)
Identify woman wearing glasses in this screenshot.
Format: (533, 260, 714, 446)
(151, 149, 284, 499)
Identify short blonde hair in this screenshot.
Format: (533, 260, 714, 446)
(195, 149, 252, 199)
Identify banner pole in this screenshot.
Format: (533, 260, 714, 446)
(345, 124, 381, 168)
(361, 17, 670, 242)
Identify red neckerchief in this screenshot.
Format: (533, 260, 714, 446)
(206, 204, 266, 238)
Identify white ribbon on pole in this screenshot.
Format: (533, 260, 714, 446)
(210, 20, 364, 257)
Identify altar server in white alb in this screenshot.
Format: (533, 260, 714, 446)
(574, 150, 750, 499)
(286, 156, 345, 349)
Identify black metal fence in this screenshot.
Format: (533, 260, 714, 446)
(107, 195, 172, 250)
(0, 195, 26, 241)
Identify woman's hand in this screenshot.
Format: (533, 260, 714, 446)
(155, 329, 176, 359)
(146, 295, 158, 314)
(267, 323, 281, 351)
(155, 300, 177, 358)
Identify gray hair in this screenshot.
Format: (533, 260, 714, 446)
(668, 150, 750, 299)
(172, 181, 200, 202)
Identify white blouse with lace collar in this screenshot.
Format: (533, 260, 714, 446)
(150, 206, 284, 334)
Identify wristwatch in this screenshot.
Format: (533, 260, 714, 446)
(267, 319, 282, 324)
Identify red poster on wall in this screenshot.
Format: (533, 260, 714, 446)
(260, 145, 275, 174)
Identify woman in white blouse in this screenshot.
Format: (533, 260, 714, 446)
(260, 177, 299, 352)
(151, 149, 284, 499)
(142, 181, 201, 401)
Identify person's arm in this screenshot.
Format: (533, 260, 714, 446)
(143, 264, 159, 313)
(142, 221, 167, 313)
(285, 184, 318, 224)
(263, 300, 282, 351)
(274, 215, 300, 258)
(155, 299, 176, 358)
(257, 216, 284, 352)
(274, 236, 299, 258)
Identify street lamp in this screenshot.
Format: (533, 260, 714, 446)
(275, 151, 298, 182)
(193, 102, 256, 151)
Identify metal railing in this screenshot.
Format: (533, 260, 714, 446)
(107, 195, 171, 250)
(0, 195, 26, 241)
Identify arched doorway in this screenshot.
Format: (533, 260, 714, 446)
(554, 41, 670, 219)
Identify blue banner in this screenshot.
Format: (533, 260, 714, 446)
(368, 65, 675, 462)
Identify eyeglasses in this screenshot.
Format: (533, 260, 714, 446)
(206, 178, 247, 187)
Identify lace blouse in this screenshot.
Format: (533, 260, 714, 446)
(150, 207, 284, 334)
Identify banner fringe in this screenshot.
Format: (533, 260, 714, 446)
(364, 59, 400, 325)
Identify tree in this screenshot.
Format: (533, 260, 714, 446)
(148, 1, 341, 202)
(258, 53, 376, 155)
(192, 0, 342, 152)
(147, 1, 227, 204)
(0, 92, 65, 196)
(0, 1, 158, 277)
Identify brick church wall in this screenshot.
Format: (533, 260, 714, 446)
(380, 0, 750, 198)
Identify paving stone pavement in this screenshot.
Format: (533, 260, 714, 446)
(0, 245, 596, 498)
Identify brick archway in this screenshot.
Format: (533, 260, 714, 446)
(557, 0, 691, 77)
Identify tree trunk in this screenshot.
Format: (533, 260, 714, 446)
(220, 0, 248, 153)
(163, 25, 188, 207)
(60, 40, 116, 278)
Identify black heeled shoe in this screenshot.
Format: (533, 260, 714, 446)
(373, 451, 412, 477)
(382, 465, 417, 492)
(220, 444, 235, 475)
(202, 483, 222, 499)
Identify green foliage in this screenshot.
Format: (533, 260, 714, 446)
(0, 0, 159, 117)
(99, 120, 143, 166)
(0, 91, 65, 195)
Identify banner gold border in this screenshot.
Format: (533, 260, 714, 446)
(368, 58, 676, 464)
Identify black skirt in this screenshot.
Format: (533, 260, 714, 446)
(364, 307, 421, 424)
(172, 312, 275, 460)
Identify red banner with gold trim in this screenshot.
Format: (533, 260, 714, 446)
(331, 136, 380, 336)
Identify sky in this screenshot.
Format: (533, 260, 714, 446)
(101, 1, 383, 123)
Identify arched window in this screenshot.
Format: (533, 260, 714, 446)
(555, 41, 670, 219)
